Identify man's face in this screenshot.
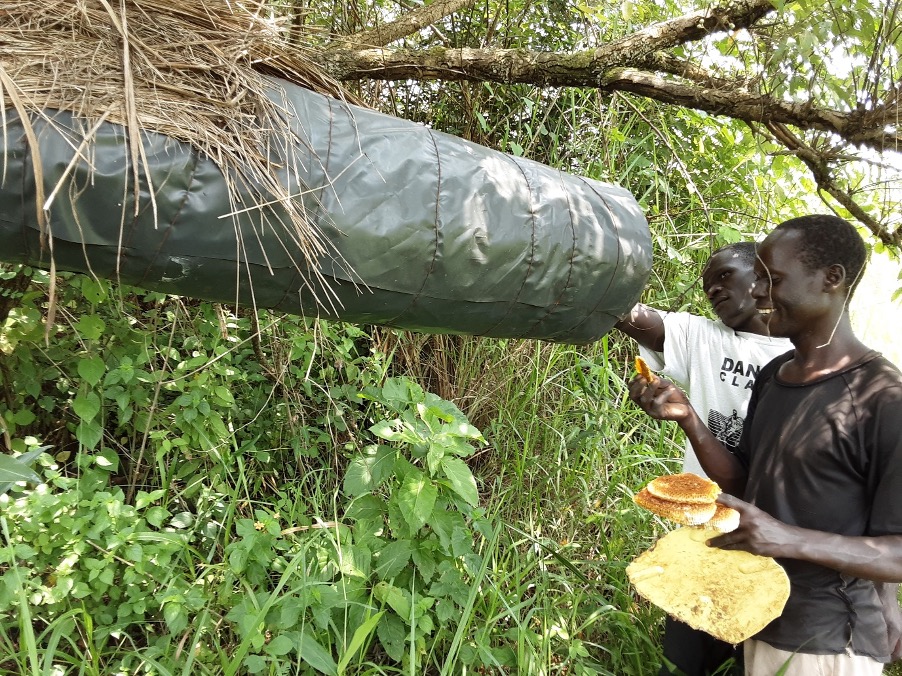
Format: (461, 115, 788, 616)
(752, 230, 829, 339)
(702, 249, 760, 331)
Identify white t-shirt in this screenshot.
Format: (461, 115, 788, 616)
(638, 312, 791, 477)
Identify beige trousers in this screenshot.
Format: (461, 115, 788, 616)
(745, 639, 884, 676)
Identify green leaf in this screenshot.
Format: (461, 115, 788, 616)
(95, 447, 119, 472)
(412, 540, 438, 581)
(0, 446, 47, 494)
(146, 506, 168, 528)
(428, 507, 465, 551)
(336, 611, 384, 675)
(243, 655, 267, 674)
(376, 613, 406, 662)
(264, 634, 295, 657)
(396, 469, 437, 532)
(75, 316, 106, 340)
(0, 453, 42, 484)
(79, 279, 107, 303)
(78, 357, 106, 386)
(343, 446, 396, 497)
(381, 377, 423, 411)
(451, 421, 483, 440)
(12, 409, 35, 426)
(297, 630, 337, 675)
(370, 420, 403, 441)
(440, 457, 479, 507)
(373, 581, 412, 620)
(163, 601, 188, 634)
(345, 494, 385, 522)
(72, 392, 101, 422)
(213, 385, 234, 405)
(76, 419, 103, 449)
(376, 539, 412, 580)
(135, 489, 165, 510)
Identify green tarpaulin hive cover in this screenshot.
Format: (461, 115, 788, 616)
(0, 79, 651, 343)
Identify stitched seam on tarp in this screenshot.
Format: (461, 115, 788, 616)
(563, 176, 624, 338)
(137, 141, 201, 287)
(521, 167, 578, 339)
(477, 153, 538, 337)
(385, 125, 443, 325)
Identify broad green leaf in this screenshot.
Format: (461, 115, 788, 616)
(12, 409, 35, 426)
(373, 581, 411, 620)
(412, 540, 438, 581)
(425, 441, 444, 474)
(264, 634, 294, 657)
(213, 385, 234, 405)
(343, 459, 371, 497)
(243, 655, 267, 674)
(376, 613, 406, 662)
(376, 539, 412, 580)
(345, 494, 385, 521)
(396, 470, 437, 532)
(370, 420, 403, 441)
(452, 421, 484, 440)
(0, 453, 41, 484)
(381, 377, 424, 411)
(135, 489, 165, 510)
(75, 315, 105, 340)
(440, 456, 479, 507)
(95, 447, 119, 471)
(428, 507, 465, 551)
(76, 419, 103, 449)
(336, 611, 384, 675)
(297, 630, 338, 675)
(343, 446, 396, 496)
(145, 506, 168, 528)
(78, 357, 106, 386)
(79, 278, 107, 303)
(72, 392, 101, 421)
(163, 602, 188, 634)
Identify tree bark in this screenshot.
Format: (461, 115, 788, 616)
(336, 0, 479, 48)
(318, 49, 898, 153)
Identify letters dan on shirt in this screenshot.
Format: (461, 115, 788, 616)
(719, 357, 762, 390)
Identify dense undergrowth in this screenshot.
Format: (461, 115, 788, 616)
(0, 263, 688, 675)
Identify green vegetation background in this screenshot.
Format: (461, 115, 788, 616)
(1, 85, 899, 674)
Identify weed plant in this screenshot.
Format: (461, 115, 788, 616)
(0, 262, 691, 674)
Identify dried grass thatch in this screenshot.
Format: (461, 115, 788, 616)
(0, 0, 356, 299)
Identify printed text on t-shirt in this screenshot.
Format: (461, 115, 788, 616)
(719, 357, 762, 390)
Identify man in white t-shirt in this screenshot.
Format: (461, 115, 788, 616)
(615, 241, 790, 675)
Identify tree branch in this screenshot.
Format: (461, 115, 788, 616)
(601, 69, 899, 153)
(766, 122, 901, 248)
(600, 0, 774, 59)
(317, 48, 898, 153)
(337, 0, 478, 48)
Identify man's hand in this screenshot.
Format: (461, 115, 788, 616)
(705, 493, 799, 559)
(628, 374, 749, 496)
(628, 374, 692, 423)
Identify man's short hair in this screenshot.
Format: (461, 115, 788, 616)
(711, 241, 757, 267)
(773, 215, 867, 295)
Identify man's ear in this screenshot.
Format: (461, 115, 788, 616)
(824, 263, 846, 292)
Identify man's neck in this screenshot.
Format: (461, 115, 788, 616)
(783, 316, 870, 383)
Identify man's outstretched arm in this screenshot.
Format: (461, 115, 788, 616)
(615, 304, 666, 353)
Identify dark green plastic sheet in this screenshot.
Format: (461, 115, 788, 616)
(0, 78, 651, 343)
